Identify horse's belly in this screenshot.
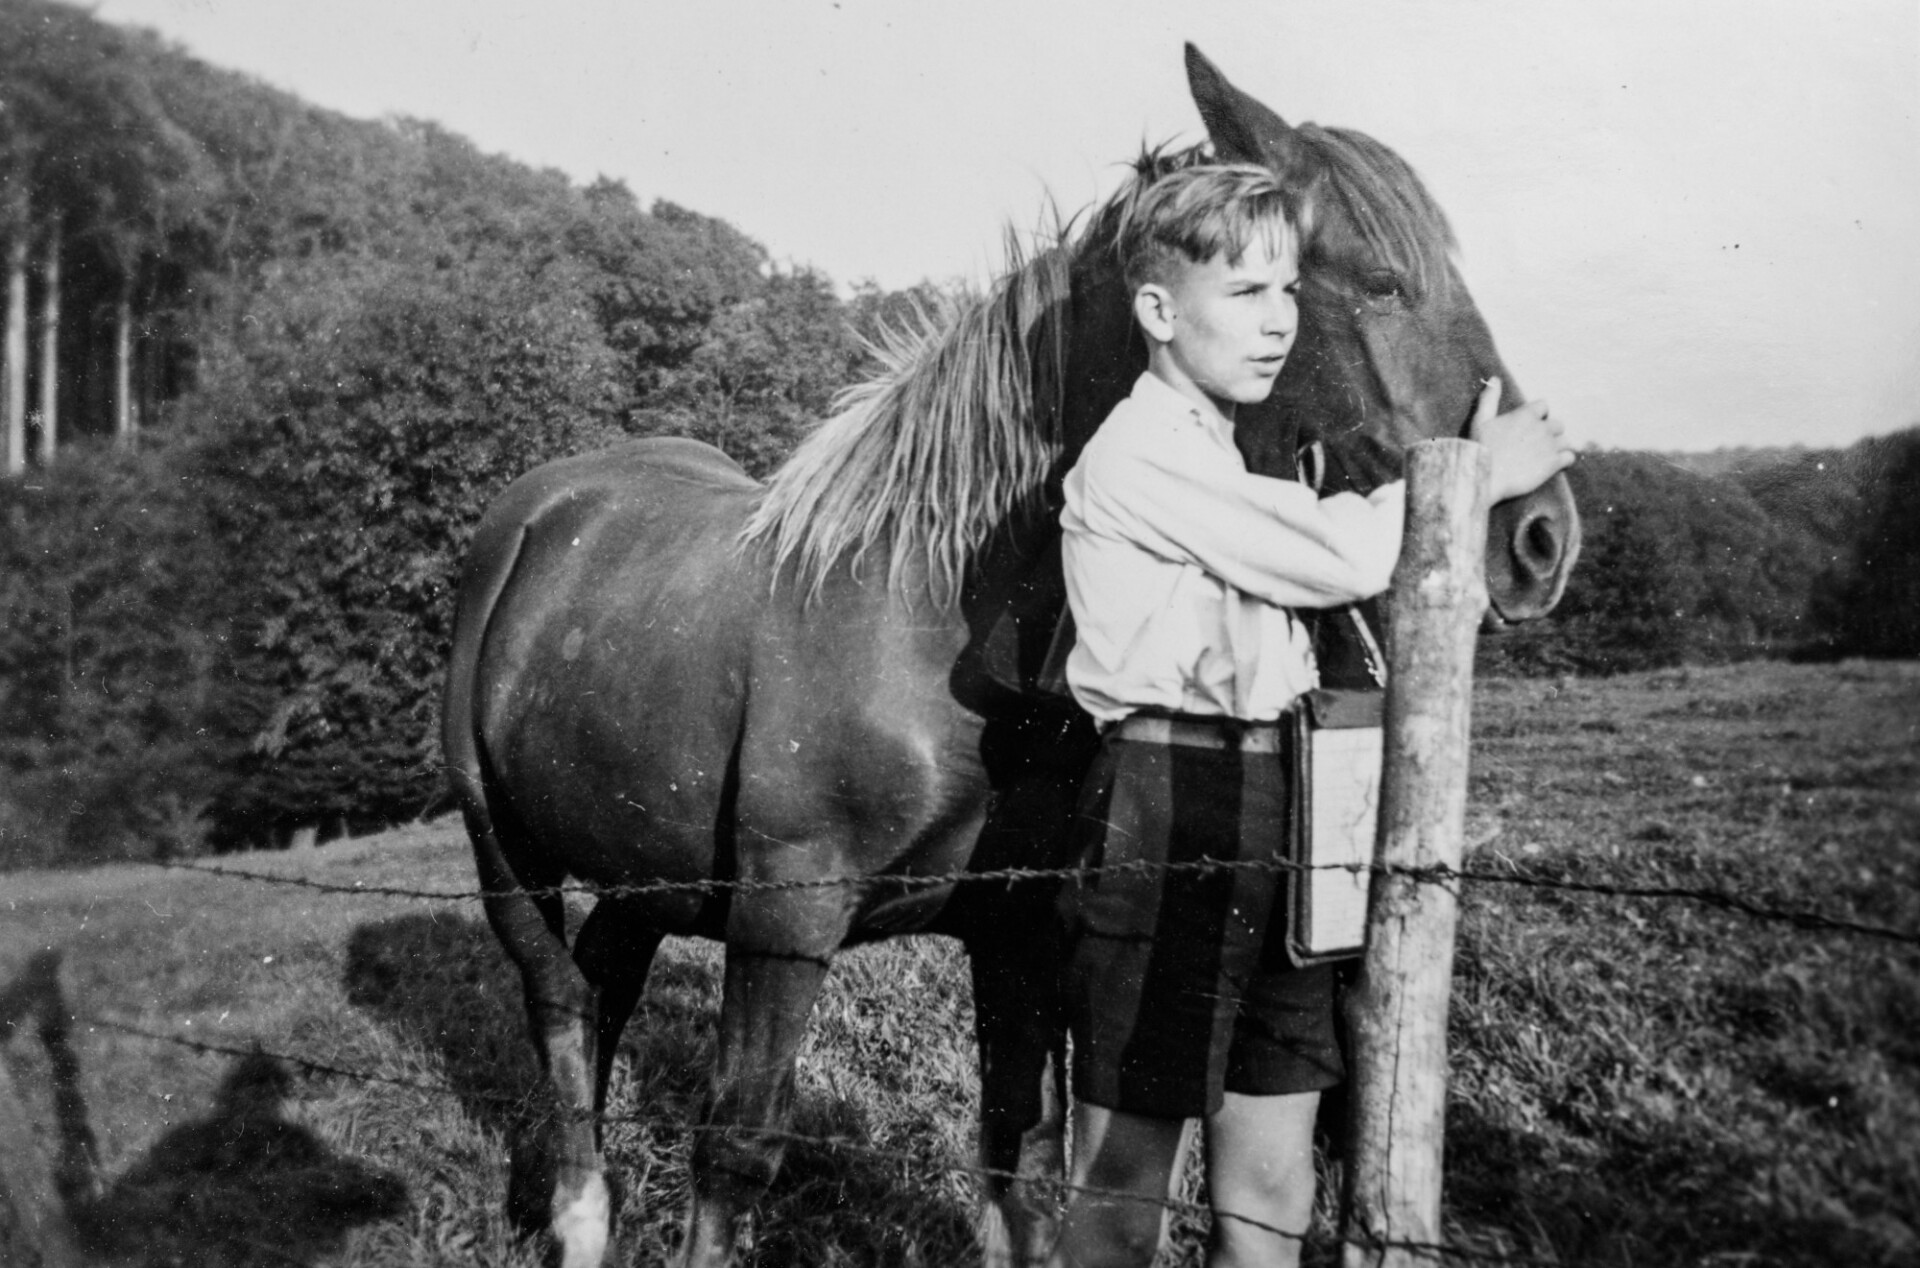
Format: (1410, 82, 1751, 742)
(736, 668, 995, 943)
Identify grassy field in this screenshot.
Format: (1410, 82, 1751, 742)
(2, 660, 1915, 1266)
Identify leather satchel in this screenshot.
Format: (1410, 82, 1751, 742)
(1285, 683, 1384, 966)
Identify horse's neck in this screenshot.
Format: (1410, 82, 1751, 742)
(1231, 396, 1306, 482)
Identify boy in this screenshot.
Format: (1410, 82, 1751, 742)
(1047, 163, 1572, 1268)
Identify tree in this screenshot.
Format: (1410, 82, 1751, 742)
(1823, 430, 1920, 657)
(36, 217, 58, 464)
(185, 245, 630, 839)
(645, 265, 863, 475)
(0, 0, 908, 852)
(564, 185, 771, 411)
(1554, 503, 1695, 671)
(0, 0, 222, 462)
(1484, 451, 1832, 675)
(0, 441, 241, 865)
(2, 223, 21, 473)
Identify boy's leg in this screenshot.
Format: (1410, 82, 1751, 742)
(1203, 1090, 1322, 1268)
(1053, 732, 1288, 1267)
(1048, 1100, 1192, 1268)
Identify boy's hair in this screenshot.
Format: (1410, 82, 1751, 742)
(1116, 162, 1298, 293)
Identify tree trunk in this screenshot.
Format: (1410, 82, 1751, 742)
(113, 284, 134, 449)
(36, 220, 60, 466)
(4, 229, 26, 476)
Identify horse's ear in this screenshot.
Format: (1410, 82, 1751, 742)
(1185, 44, 1306, 174)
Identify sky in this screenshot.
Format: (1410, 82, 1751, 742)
(89, 0, 1920, 454)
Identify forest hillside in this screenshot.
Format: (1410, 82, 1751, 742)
(1, 0, 1914, 865)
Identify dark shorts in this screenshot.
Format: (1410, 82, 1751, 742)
(1058, 721, 1344, 1119)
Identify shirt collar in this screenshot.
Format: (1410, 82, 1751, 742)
(1128, 371, 1235, 445)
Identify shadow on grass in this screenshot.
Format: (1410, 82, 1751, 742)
(1443, 1106, 1629, 1264)
(75, 1053, 407, 1267)
(342, 911, 543, 1132)
(342, 912, 979, 1264)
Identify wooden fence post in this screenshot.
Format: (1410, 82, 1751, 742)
(1341, 439, 1490, 1268)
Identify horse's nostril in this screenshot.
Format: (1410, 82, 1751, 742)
(1520, 514, 1560, 572)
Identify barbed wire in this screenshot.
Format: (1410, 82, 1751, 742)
(145, 854, 1920, 948)
(1444, 865, 1917, 944)
(77, 1010, 1563, 1267)
(20, 824, 1911, 1264)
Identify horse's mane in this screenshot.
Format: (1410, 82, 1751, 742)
(740, 125, 1457, 604)
(740, 225, 1075, 605)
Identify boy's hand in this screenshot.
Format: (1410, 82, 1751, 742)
(1468, 377, 1576, 501)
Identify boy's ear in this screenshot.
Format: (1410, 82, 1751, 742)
(1185, 43, 1307, 175)
(1132, 284, 1177, 346)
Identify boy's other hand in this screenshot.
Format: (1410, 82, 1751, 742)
(1468, 377, 1576, 501)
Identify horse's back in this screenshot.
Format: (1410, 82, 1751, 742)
(473, 436, 754, 535)
(451, 437, 756, 651)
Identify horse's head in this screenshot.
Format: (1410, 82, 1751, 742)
(1187, 44, 1580, 621)
(1058, 48, 1580, 623)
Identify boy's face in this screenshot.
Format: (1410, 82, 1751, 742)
(1137, 227, 1300, 415)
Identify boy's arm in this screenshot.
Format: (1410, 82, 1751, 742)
(1067, 378, 1571, 608)
(1072, 431, 1403, 609)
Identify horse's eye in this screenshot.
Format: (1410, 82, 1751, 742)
(1358, 270, 1404, 299)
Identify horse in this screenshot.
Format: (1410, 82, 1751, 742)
(441, 44, 1580, 1268)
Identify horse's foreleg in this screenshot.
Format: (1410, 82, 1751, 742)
(679, 897, 844, 1268)
(968, 906, 1069, 1268)
(472, 832, 609, 1268)
(963, 726, 1090, 1268)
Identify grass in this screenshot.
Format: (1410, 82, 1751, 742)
(1446, 660, 1920, 1267)
(2, 660, 1915, 1265)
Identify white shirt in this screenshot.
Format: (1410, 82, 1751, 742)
(1060, 372, 1405, 724)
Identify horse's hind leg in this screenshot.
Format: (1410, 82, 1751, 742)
(469, 818, 610, 1268)
(572, 896, 665, 1121)
(680, 891, 846, 1268)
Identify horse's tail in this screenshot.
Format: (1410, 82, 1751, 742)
(441, 507, 532, 841)
(440, 487, 615, 1258)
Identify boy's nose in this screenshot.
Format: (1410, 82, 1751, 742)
(1263, 299, 1297, 337)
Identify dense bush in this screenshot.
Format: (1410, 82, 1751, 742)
(1814, 431, 1920, 658)
(181, 248, 633, 842)
(1482, 451, 1835, 675)
(0, 442, 244, 865)
(0, 2, 886, 857)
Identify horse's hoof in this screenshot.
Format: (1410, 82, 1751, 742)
(676, 1204, 753, 1268)
(553, 1172, 611, 1268)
